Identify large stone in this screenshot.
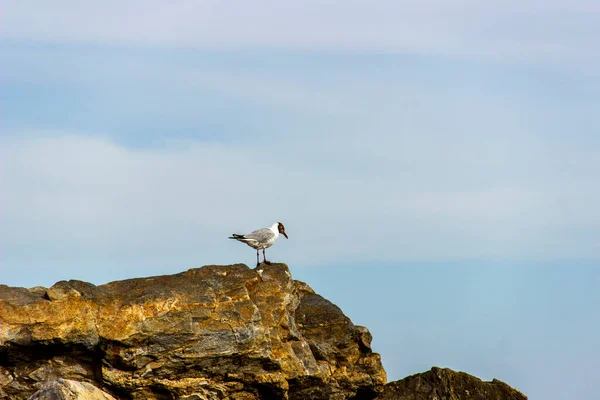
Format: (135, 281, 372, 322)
(0, 263, 386, 399)
(28, 379, 116, 400)
(376, 367, 527, 400)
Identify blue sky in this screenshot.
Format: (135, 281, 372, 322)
(1, 2, 599, 399)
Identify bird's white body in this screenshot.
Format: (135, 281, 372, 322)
(232, 223, 281, 249)
(229, 222, 288, 266)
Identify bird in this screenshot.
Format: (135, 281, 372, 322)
(229, 222, 288, 266)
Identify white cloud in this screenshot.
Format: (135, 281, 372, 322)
(2, 0, 599, 71)
(2, 131, 599, 286)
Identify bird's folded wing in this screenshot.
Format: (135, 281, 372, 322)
(242, 228, 274, 242)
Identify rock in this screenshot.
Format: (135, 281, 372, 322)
(28, 379, 116, 400)
(290, 294, 386, 400)
(0, 263, 386, 399)
(376, 367, 527, 400)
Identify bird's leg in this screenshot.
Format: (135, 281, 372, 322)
(256, 249, 260, 267)
(263, 248, 271, 265)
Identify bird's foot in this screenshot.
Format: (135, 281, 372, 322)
(263, 260, 272, 265)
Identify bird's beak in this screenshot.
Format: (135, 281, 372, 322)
(282, 232, 288, 239)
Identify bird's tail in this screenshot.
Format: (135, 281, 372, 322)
(229, 234, 244, 239)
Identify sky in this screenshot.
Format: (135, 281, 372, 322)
(1, 1, 599, 399)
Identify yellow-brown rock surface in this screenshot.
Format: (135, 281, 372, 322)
(0, 263, 386, 399)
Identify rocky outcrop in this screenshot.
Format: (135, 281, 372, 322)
(376, 367, 527, 400)
(0, 263, 386, 399)
(0, 263, 527, 400)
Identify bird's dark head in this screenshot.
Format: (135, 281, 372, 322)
(277, 222, 288, 239)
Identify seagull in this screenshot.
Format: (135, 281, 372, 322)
(229, 222, 288, 266)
